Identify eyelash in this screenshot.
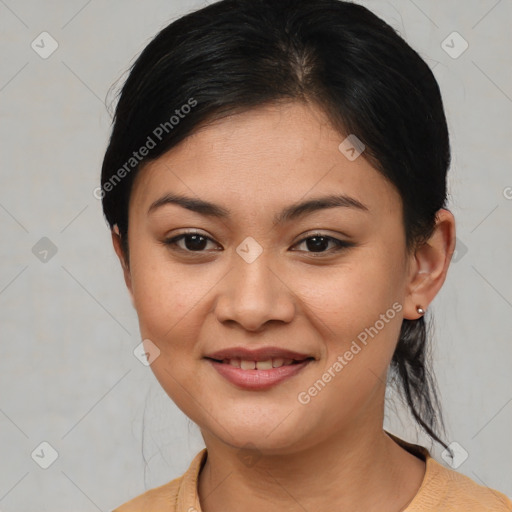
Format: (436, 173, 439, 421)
(162, 230, 354, 256)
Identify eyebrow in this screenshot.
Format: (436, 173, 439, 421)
(147, 192, 369, 225)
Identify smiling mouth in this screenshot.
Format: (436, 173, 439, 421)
(206, 356, 314, 390)
(206, 357, 314, 370)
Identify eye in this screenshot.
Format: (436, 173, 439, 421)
(292, 233, 354, 254)
(162, 231, 354, 256)
(162, 231, 220, 252)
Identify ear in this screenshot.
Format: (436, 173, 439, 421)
(111, 225, 135, 305)
(403, 208, 456, 320)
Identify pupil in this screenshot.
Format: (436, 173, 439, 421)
(307, 236, 328, 252)
(185, 234, 207, 251)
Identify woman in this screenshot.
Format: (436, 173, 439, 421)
(100, 0, 512, 510)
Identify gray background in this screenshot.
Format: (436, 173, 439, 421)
(0, 0, 511, 510)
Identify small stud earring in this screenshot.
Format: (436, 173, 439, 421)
(416, 306, 425, 315)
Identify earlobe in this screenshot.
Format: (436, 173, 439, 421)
(403, 209, 456, 320)
(111, 225, 135, 304)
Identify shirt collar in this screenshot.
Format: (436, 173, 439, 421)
(176, 448, 208, 512)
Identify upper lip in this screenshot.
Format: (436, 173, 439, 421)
(205, 346, 314, 362)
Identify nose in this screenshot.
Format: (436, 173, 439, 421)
(213, 249, 296, 332)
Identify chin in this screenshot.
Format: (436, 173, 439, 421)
(204, 413, 311, 454)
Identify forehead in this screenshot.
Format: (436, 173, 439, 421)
(130, 101, 401, 220)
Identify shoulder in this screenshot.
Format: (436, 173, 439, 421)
(111, 476, 182, 512)
(408, 456, 512, 511)
(386, 432, 511, 511)
(111, 448, 208, 512)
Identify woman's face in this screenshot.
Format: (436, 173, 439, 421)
(120, 101, 419, 453)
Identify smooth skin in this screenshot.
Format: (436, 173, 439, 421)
(112, 101, 456, 512)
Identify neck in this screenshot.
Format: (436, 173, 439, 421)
(198, 422, 425, 512)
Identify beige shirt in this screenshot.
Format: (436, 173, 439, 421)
(113, 435, 512, 511)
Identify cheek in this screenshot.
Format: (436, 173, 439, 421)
(307, 247, 406, 377)
(128, 240, 205, 336)
(128, 247, 206, 409)
(294, 259, 405, 429)
(303, 249, 404, 328)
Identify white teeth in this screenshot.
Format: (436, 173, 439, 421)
(256, 359, 273, 370)
(240, 360, 256, 370)
(272, 358, 284, 368)
(220, 357, 302, 370)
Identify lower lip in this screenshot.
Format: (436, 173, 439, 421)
(207, 359, 312, 390)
